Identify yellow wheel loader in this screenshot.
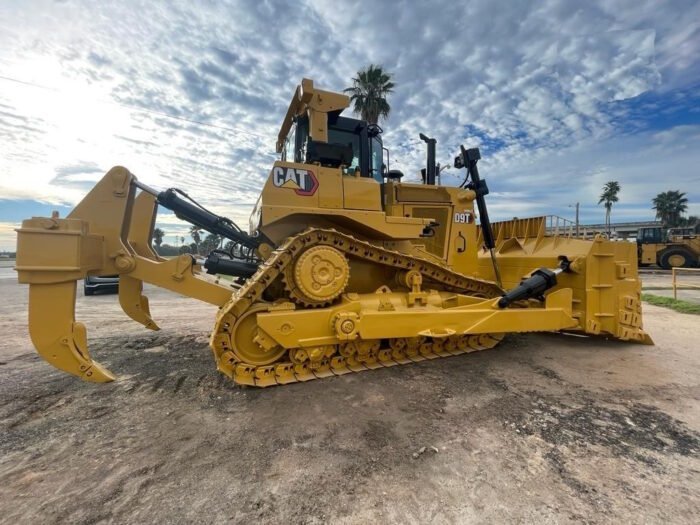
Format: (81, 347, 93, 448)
(15, 79, 652, 387)
(637, 226, 700, 269)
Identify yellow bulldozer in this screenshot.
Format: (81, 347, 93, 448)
(15, 79, 652, 387)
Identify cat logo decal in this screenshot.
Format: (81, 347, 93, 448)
(272, 167, 319, 196)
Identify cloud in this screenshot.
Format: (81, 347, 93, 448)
(0, 222, 19, 253)
(50, 161, 105, 188)
(0, 0, 698, 252)
(477, 123, 700, 224)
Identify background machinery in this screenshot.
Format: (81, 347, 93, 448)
(637, 225, 699, 269)
(15, 79, 652, 387)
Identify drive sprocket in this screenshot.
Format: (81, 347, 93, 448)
(282, 245, 350, 307)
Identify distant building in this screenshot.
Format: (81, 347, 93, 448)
(578, 220, 660, 240)
(542, 217, 659, 240)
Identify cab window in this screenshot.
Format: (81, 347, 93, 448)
(641, 228, 663, 243)
(370, 136, 383, 182)
(282, 122, 296, 162)
(294, 117, 309, 163)
(328, 128, 360, 175)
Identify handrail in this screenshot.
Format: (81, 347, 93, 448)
(672, 267, 700, 300)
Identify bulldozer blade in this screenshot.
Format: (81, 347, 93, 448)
(119, 274, 160, 331)
(28, 282, 115, 382)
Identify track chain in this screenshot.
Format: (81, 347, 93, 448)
(210, 228, 504, 387)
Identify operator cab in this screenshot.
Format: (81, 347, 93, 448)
(637, 227, 664, 244)
(280, 113, 385, 183)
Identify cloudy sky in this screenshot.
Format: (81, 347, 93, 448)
(1, 0, 699, 250)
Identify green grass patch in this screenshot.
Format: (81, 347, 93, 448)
(642, 293, 700, 315)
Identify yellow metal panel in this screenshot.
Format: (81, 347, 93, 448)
(256, 289, 576, 349)
(261, 207, 428, 243)
(128, 191, 160, 260)
(342, 176, 382, 210)
(276, 78, 350, 151)
(404, 205, 451, 258)
(16, 218, 103, 284)
(317, 167, 343, 209)
(640, 244, 658, 264)
(68, 166, 135, 277)
(129, 255, 233, 306)
(395, 184, 452, 203)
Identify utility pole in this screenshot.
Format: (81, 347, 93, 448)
(437, 163, 449, 186)
(569, 202, 580, 237)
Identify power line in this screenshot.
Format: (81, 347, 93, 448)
(0, 73, 272, 140)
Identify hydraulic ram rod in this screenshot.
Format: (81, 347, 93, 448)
(456, 146, 503, 287)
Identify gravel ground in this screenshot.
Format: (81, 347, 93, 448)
(0, 268, 698, 524)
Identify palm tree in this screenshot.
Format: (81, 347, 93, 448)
(652, 190, 688, 227)
(201, 233, 223, 254)
(152, 228, 164, 249)
(189, 226, 202, 254)
(344, 64, 395, 124)
(598, 181, 621, 234)
(678, 215, 699, 231)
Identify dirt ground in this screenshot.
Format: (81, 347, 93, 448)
(1, 267, 699, 524)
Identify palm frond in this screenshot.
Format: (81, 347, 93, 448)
(344, 64, 394, 124)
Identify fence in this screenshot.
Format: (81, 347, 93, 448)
(672, 267, 700, 300)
